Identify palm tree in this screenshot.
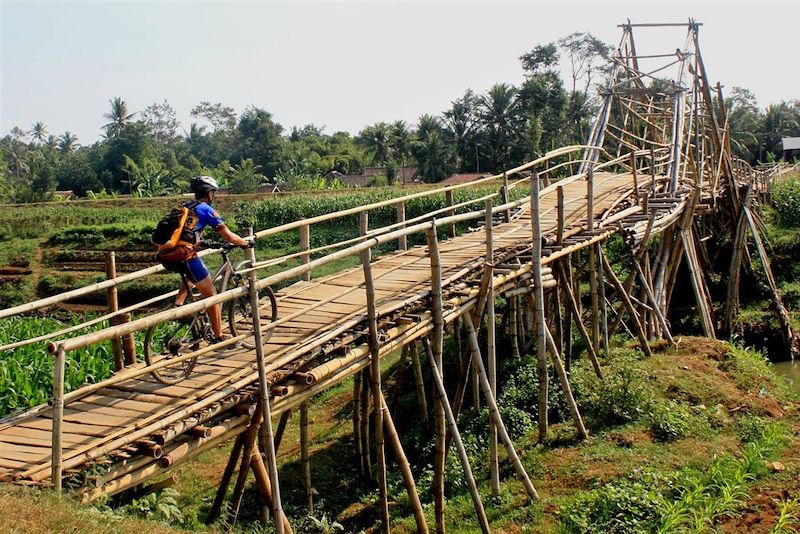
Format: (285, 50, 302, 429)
(45, 135, 59, 150)
(103, 97, 136, 138)
(389, 121, 412, 183)
(359, 122, 391, 165)
(58, 132, 79, 153)
(760, 102, 800, 161)
(413, 131, 452, 183)
(479, 83, 522, 171)
(417, 114, 443, 142)
(30, 122, 48, 144)
(443, 90, 479, 171)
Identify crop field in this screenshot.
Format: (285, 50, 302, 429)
(0, 317, 114, 418)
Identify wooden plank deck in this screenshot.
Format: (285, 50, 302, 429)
(0, 171, 651, 484)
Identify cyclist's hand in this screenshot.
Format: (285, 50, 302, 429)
(242, 237, 256, 249)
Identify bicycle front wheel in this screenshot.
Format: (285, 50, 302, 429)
(227, 283, 278, 343)
(144, 317, 201, 385)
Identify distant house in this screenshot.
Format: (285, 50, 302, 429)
(782, 137, 800, 160)
(439, 173, 491, 186)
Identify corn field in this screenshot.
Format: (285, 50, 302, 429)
(0, 317, 115, 417)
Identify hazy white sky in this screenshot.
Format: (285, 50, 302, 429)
(1, 1, 798, 144)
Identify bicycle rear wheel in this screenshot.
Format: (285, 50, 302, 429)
(144, 316, 203, 385)
(227, 281, 278, 345)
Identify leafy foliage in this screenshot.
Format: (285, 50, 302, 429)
(772, 175, 800, 227)
(0, 317, 114, 417)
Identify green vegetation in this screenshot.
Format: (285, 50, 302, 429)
(0, 317, 114, 417)
(772, 175, 800, 227)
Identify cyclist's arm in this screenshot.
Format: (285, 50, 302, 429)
(216, 224, 251, 247)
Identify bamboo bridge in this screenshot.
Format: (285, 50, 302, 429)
(0, 21, 795, 533)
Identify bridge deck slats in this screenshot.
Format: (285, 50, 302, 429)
(0, 171, 654, 484)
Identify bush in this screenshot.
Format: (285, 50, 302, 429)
(572, 350, 653, 427)
(560, 472, 665, 534)
(772, 176, 800, 226)
(648, 401, 692, 442)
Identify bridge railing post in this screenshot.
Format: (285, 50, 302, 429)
(245, 228, 287, 534)
(501, 172, 511, 223)
(52, 344, 66, 494)
(445, 189, 456, 238)
(396, 201, 407, 250)
(300, 220, 311, 282)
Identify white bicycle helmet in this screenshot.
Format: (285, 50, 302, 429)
(190, 175, 220, 193)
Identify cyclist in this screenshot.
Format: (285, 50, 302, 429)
(157, 175, 254, 343)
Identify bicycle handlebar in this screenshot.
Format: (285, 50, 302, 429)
(199, 240, 236, 251)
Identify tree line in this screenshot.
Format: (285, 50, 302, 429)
(1, 32, 796, 203)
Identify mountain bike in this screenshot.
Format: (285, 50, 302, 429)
(143, 240, 278, 385)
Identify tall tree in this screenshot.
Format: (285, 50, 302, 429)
(30, 122, 48, 144)
(412, 130, 453, 182)
(103, 97, 136, 139)
(760, 101, 800, 162)
(140, 100, 179, 143)
(479, 83, 523, 171)
(358, 122, 391, 165)
(234, 106, 284, 177)
(191, 101, 237, 132)
(443, 90, 480, 172)
(389, 120, 413, 182)
(58, 132, 79, 153)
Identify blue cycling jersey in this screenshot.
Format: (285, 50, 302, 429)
(193, 202, 225, 239)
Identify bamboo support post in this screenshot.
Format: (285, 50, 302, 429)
(484, 199, 499, 494)
(250, 448, 294, 534)
(599, 253, 652, 357)
(632, 255, 674, 345)
(397, 201, 407, 250)
(743, 205, 796, 355)
(106, 252, 124, 371)
(427, 222, 446, 534)
(360, 212, 390, 533)
(207, 435, 244, 524)
(630, 152, 640, 205)
(359, 368, 372, 481)
(378, 390, 430, 534)
(352, 370, 364, 477)
(300, 402, 313, 513)
(510, 295, 520, 359)
(227, 406, 262, 527)
(300, 221, 311, 282)
(52, 345, 66, 493)
(273, 409, 291, 454)
(410, 342, 428, 424)
(543, 324, 587, 439)
(596, 243, 610, 358)
(557, 262, 603, 378)
(246, 229, 286, 534)
(530, 171, 548, 441)
(423, 338, 490, 534)
(464, 319, 539, 501)
(681, 226, 715, 339)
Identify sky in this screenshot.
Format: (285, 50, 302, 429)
(1, 1, 798, 144)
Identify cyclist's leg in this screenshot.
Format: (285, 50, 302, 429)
(160, 259, 193, 306)
(185, 257, 223, 339)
